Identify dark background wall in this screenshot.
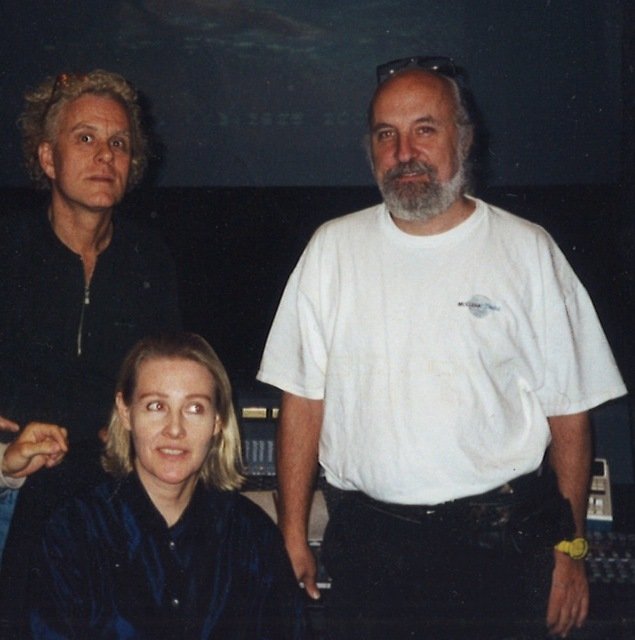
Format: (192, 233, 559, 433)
(0, 1, 627, 188)
(0, 2, 633, 479)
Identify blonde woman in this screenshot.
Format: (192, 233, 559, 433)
(28, 333, 305, 639)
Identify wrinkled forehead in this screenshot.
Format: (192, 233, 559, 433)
(369, 69, 458, 128)
(59, 93, 130, 125)
(48, 92, 131, 140)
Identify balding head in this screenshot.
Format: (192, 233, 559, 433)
(368, 69, 473, 162)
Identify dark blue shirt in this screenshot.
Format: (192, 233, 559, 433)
(28, 474, 305, 639)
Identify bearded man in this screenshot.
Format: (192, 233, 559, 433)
(257, 57, 626, 640)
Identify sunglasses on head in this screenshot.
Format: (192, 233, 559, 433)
(376, 56, 458, 85)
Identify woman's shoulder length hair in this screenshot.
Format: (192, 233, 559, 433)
(102, 332, 244, 491)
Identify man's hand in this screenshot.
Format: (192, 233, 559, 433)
(285, 537, 320, 600)
(546, 551, 589, 638)
(546, 412, 591, 637)
(1, 422, 68, 479)
(276, 392, 323, 600)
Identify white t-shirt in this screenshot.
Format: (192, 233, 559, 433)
(257, 199, 626, 504)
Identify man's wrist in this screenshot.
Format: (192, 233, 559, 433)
(0, 441, 10, 475)
(280, 523, 309, 545)
(0, 443, 25, 488)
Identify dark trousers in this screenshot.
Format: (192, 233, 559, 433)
(321, 469, 572, 640)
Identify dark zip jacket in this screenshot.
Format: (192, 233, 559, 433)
(0, 207, 182, 443)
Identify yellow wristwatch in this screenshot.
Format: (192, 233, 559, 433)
(554, 537, 589, 560)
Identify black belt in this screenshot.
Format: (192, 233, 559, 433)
(327, 464, 554, 525)
(326, 463, 573, 551)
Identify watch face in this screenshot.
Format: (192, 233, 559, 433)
(570, 538, 589, 559)
(555, 537, 589, 559)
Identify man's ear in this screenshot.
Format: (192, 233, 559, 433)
(115, 393, 132, 431)
(38, 141, 56, 180)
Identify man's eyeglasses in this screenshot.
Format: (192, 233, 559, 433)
(376, 56, 457, 85)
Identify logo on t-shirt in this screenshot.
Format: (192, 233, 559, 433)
(458, 295, 500, 318)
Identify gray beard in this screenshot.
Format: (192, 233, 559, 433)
(378, 160, 467, 223)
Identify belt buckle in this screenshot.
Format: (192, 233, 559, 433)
(497, 482, 514, 495)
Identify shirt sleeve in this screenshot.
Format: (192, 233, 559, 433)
(537, 238, 626, 415)
(27, 503, 95, 638)
(257, 239, 328, 400)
